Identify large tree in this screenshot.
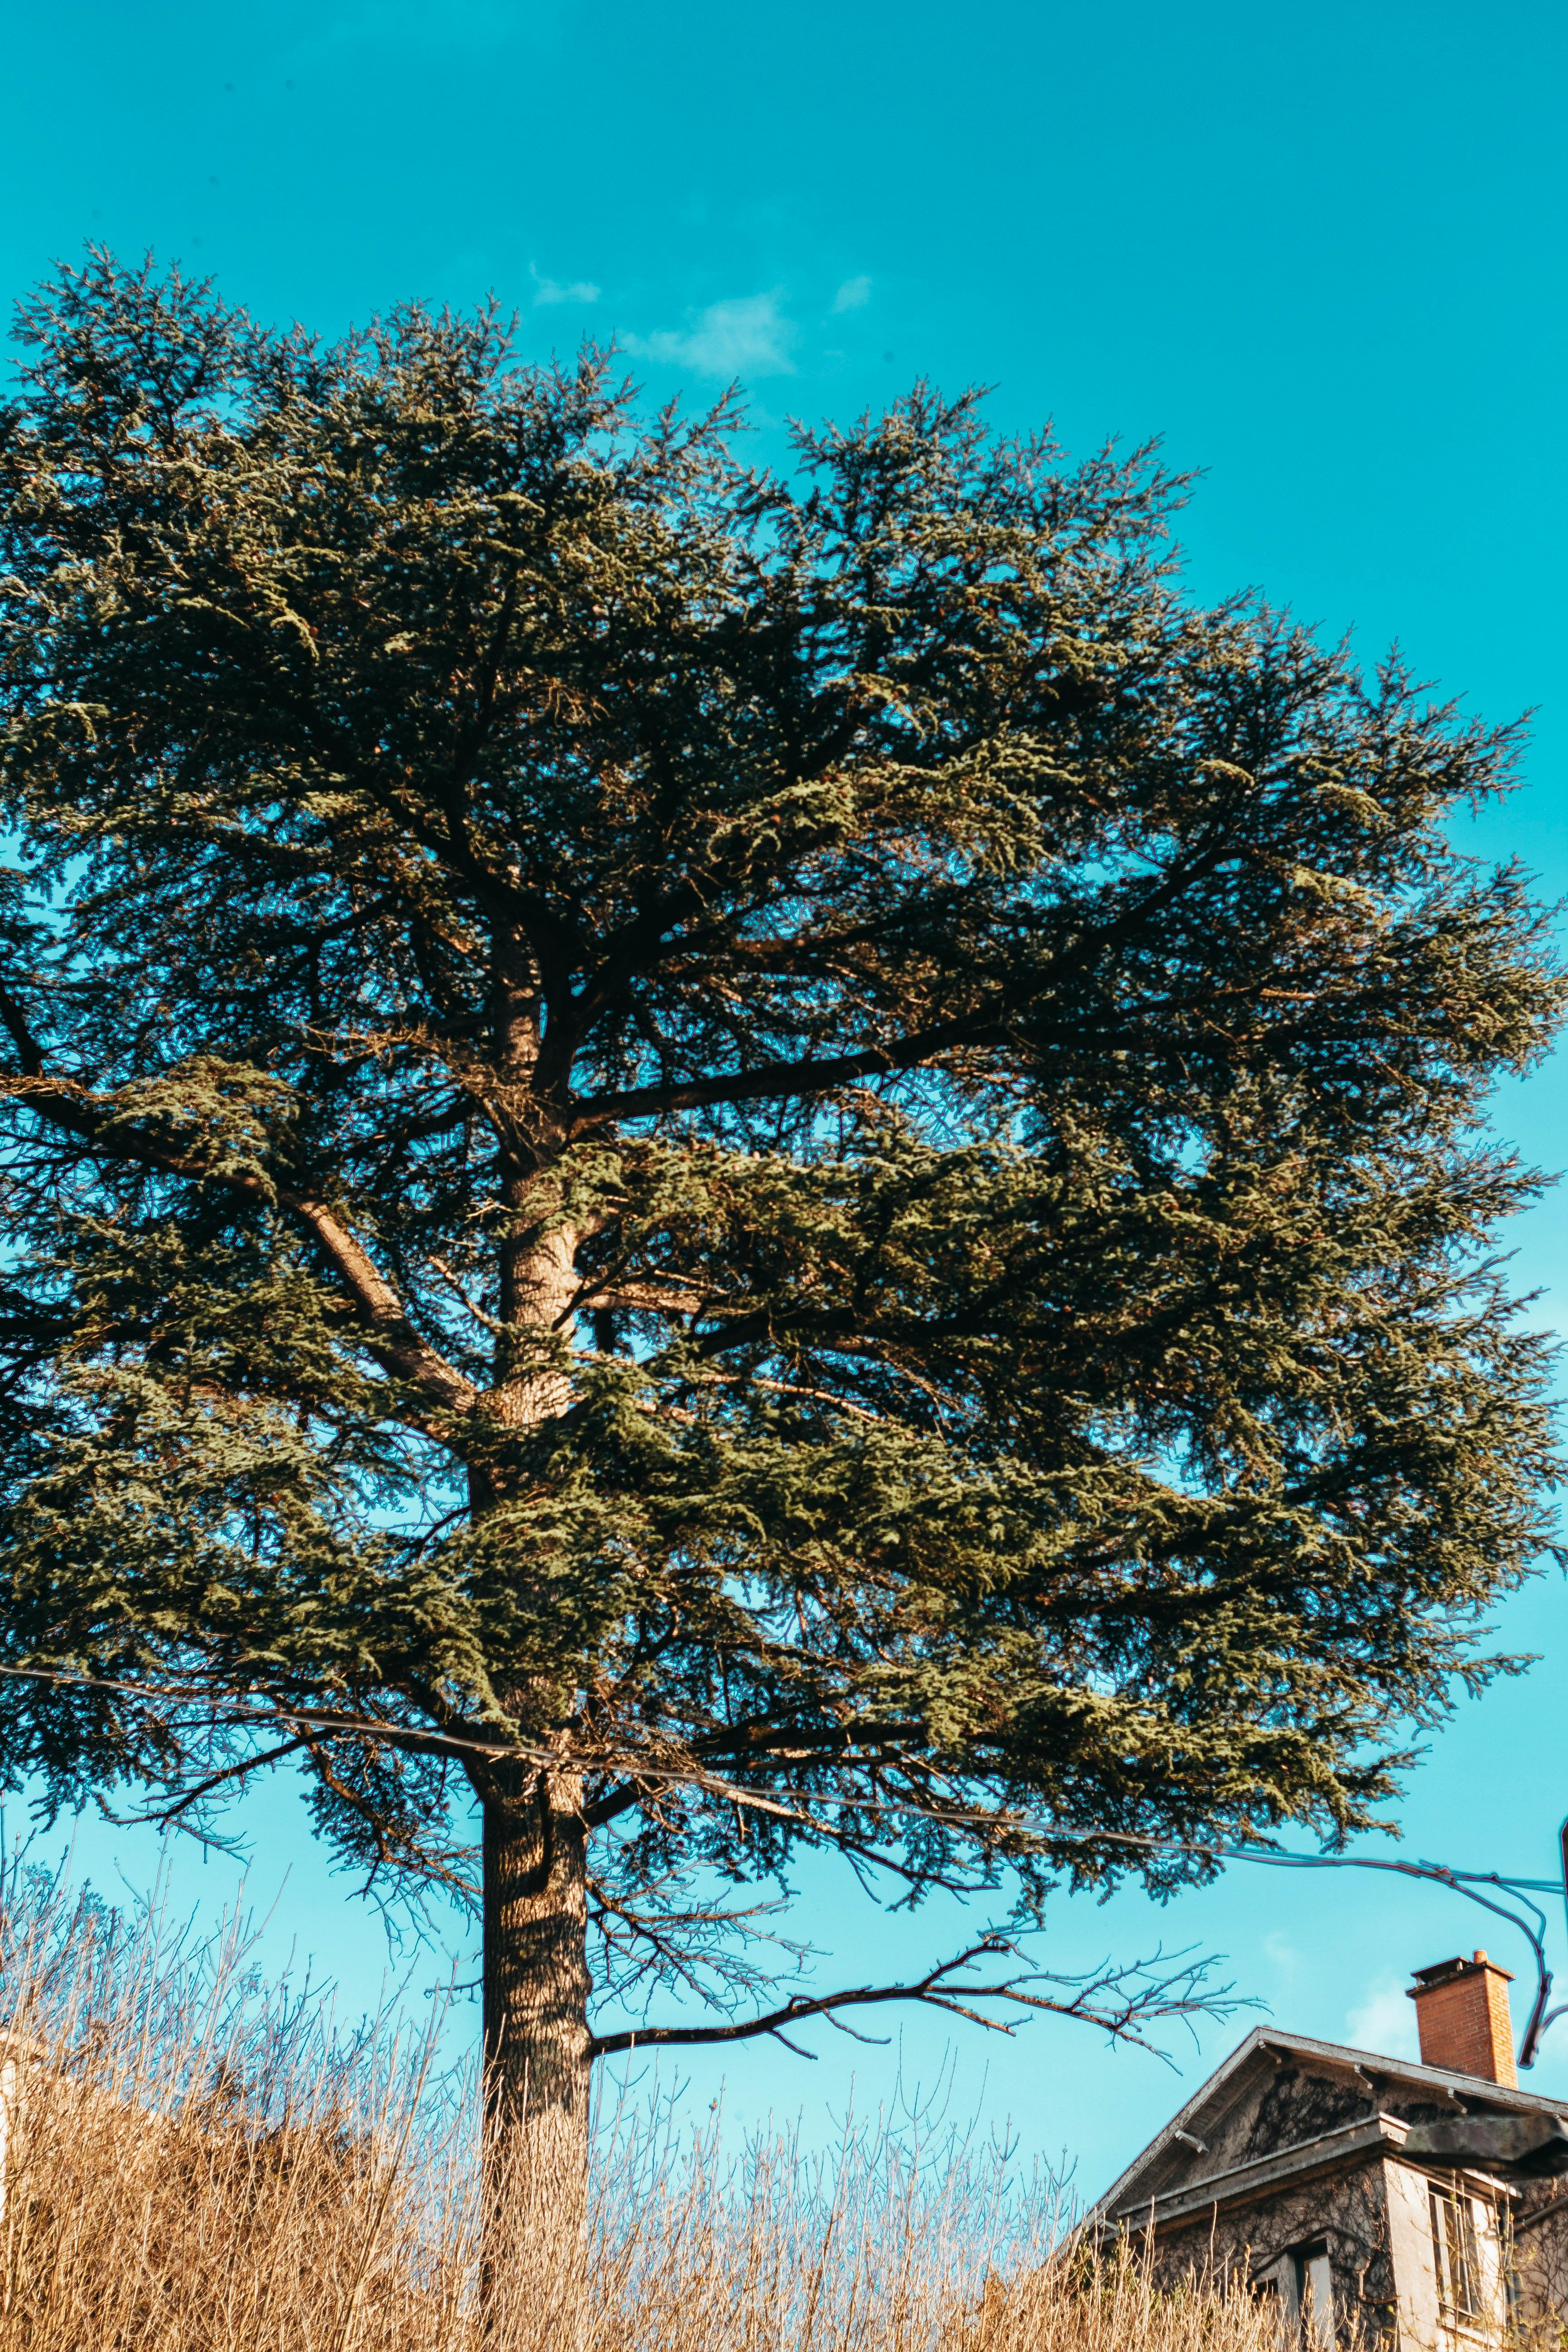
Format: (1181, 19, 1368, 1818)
(0, 253, 1560, 2188)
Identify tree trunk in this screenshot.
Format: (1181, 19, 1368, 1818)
(473, 1218, 595, 2309)
(481, 1761, 592, 2180)
(477, 1220, 593, 2183)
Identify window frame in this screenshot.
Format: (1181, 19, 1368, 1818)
(1429, 2185, 1483, 2327)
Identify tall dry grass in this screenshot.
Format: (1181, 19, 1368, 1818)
(0, 1858, 1281, 2352)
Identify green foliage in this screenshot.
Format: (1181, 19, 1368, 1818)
(0, 249, 1561, 2010)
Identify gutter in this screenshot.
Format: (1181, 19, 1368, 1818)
(1102, 2112, 1529, 2239)
(1091, 2117, 1523, 2239)
(1103, 2113, 1413, 2230)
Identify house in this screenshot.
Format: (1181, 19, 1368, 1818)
(1087, 1950, 1568, 2347)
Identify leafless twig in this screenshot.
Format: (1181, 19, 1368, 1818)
(589, 1936, 1247, 2065)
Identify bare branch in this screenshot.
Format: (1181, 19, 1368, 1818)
(430, 1254, 507, 1335)
(582, 1277, 711, 1319)
(588, 1935, 1249, 2063)
(103, 1736, 311, 1829)
(588, 1867, 811, 2015)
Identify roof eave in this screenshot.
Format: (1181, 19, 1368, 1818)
(1090, 2027, 1568, 2224)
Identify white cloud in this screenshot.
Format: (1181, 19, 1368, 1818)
(531, 267, 600, 306)
(626, 291, 795, 380)
(832, 274, 872, 313)
(1345, 1973, 1420, 2061)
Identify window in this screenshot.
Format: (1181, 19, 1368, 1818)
(1295, 2244, 1334, 2344)
(1256, 2243, 1334, 2344)
(1430, 2187, 1482, 2324)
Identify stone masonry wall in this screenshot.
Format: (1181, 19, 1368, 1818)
(1142, 2156, 1397, 2348)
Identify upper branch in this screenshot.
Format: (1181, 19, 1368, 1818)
(569, 1011, 1012, 1132)
(569, 833, 1242, 1132)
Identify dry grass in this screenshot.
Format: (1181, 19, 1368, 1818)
(0, 1861, 1281, 2352)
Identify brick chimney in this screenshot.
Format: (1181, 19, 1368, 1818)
(1407, 1950, 1517, 2085)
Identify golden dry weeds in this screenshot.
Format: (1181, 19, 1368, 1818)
(0, 1863, 1282, 2352)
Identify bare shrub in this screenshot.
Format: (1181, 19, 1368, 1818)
(0, 1860, 1280, 2352)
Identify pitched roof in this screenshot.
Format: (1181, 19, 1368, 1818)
(1092, 2025, 1568, 2224)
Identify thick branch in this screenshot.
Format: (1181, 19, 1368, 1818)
(0, 1054, 475, 1420)
(570, 1013, 1010, 1132)
(570, 829, 1248, 1133)
(690, 1718, 918, 1762)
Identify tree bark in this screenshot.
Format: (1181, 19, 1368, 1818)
(479, 1758, 593, 2302)
(471, 1219, 594, 2293)
(481, 1763, 593, 2151)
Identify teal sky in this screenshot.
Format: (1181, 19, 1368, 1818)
(4, 0, 1568, 2203)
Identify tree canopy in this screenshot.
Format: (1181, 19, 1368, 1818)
(0, 252, 1560, 2155)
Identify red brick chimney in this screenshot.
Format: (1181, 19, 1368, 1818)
(1407, 1950, 1517, 2085)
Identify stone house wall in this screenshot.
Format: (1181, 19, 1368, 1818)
(1509, 2182, 1568, 2330)
(1142, 2155, 1397, 2342)
(1095, 2028, 1568, 2349)
(1136, 2150, 1530, 2347)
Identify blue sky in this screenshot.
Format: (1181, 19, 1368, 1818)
(4, 0, 1568, 2203)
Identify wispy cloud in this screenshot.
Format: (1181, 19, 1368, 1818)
(832, 274, 872, 314)
(626, 291, 795, 380)
(1346, 1973, 1419, 2061)
(1262, 1931, 1300, 1980)
(531, 266, 600, 306)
